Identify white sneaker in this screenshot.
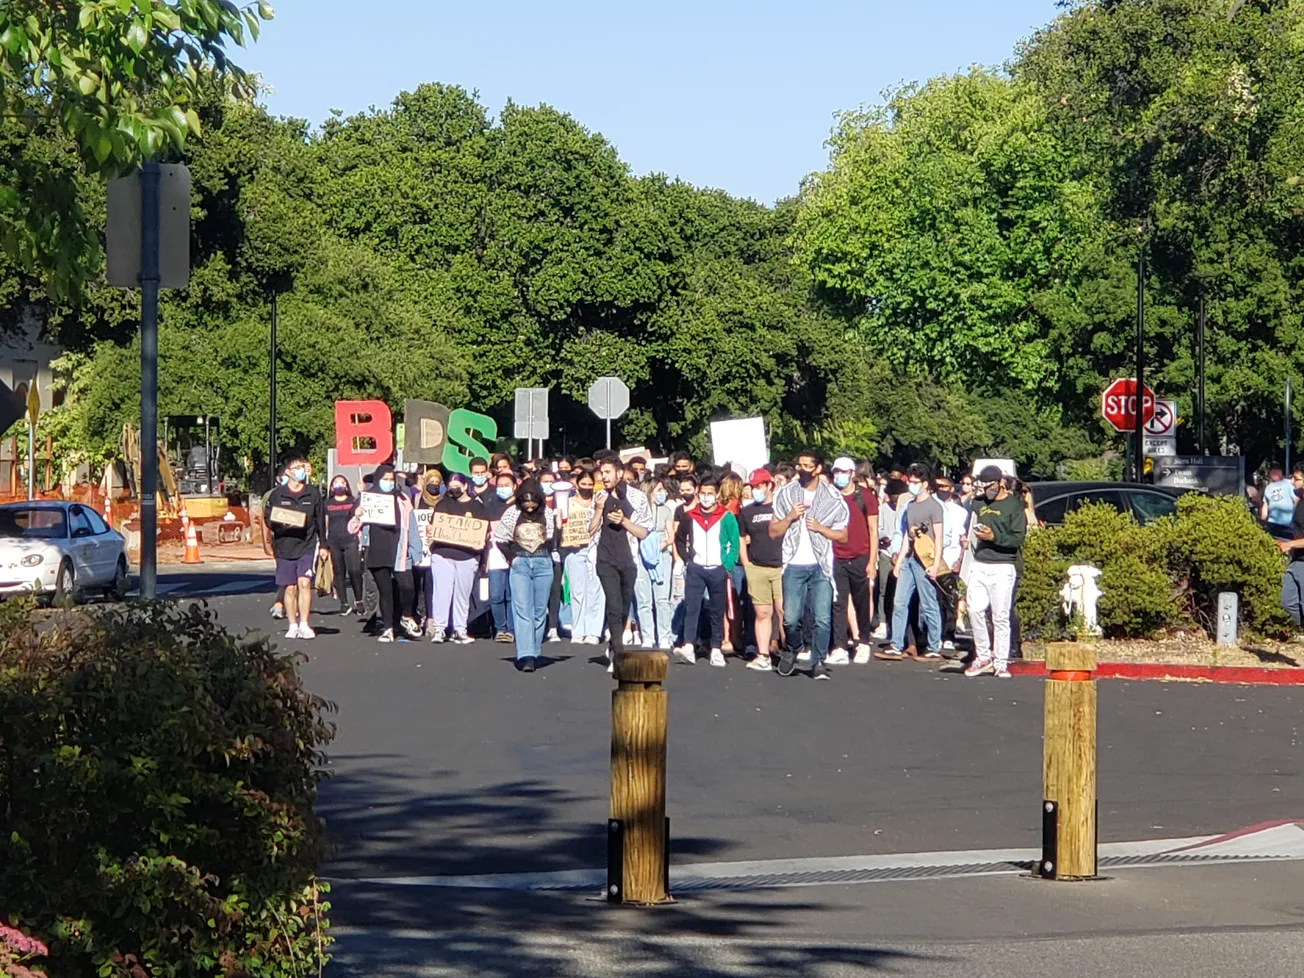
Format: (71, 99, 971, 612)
(401, 617, 422, 640)
(852, 645, 871, 665)
(298, 623, 316, 640)
(430, 627, 446, 643)
(285, 623, 301, 640)
(451, 630, 472, 644)
(673, 644, 696, 665)
(826, 648, 851, 666)
(584, 636, 601, 646)
(378, 628, 394, 644)
(942, 640, 957, 651)
(746, 655, 773, 672)
(631, 629, 643, 648)
(796, 649, 812, 663)
(994, 665, 1012, 679)
(709, 648, 726, 668)
(271, 603, 286, 620)
(622, 628, 633, 646)
(658, 641, 673, 651)
(871, 623, 887, 640)
(965, 658, 994, 677)
(546, 629, 561, 643)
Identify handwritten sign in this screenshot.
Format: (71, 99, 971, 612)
(268, 505, 307, 528)
(427, 512, 488, 549)
(359, 492, 397, 526)
(561, 504, 594, 548)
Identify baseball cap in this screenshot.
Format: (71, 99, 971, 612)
(976, 465, 1005, 484)
(747, 468, 772, 487)
(832, 456, 855, 473)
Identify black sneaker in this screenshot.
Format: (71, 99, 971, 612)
(776, 647, 796, 677)
(339, 603, 354, 617)
(812, 661, 831, 681)
(518, 656, 537, 673)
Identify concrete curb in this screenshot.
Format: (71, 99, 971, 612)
(1008, 660, 1304, 686)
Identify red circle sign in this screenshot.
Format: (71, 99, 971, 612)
(1101, 378, 1156, 432)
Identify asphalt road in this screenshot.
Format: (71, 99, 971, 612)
(160, 566, 1304, 975)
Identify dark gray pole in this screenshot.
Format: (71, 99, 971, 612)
(1134, 253, 1146, 481)
(269, 291, 277, 488)
(1197, 292, 1206, 455)
(1287, 379, 1293, 475)
(139, 161, 161, 599)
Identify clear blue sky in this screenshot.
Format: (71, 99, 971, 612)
(240, 0, 1062, 205)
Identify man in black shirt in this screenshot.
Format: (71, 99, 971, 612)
(261, 453, 327, 640)
(1276, 465, 1304, 626)
(590, 457, 653, 663)
(739, 468, 785, 671)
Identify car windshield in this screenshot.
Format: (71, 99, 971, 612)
(0, 508, 67, 539)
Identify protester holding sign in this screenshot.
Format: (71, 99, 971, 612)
(413, 473, 444, 637)
(426, 473, 485, 643)
(560, 466, 604, 645)
(325, 475, 365, 617)
(479, 470, 517, 643)
(348, 463, 422, 643)
(262, 454, 327, 641)
(492, 479, 559, 673)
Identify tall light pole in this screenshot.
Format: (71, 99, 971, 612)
(1133, 253, 1146, 482)
(268, 291, 277, 489)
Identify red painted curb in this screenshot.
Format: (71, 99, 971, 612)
(1008, 660, 1304, 686)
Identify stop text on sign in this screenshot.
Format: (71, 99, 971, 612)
(1100, 378, 1156, 432)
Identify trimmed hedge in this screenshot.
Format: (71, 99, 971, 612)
(1017, 494, 1291, 640)
(0, 600, 335, 978)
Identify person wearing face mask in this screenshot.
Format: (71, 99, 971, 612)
(667, 474, 698, 642)
(426, 473, 483, 644)
(637, 478, 679, 651)
(468, 457, 492, 498)
(324, 474, 365, 617)
(492, 479, 559, 673)
(559, 466, 604, 645)
(477, 471, 517, 643)
(262, 455, 328, 641)
(413, 470, 446, 637)
(768, 451, 850, 681)
(537, 471, 565, 643)
(932, 475, 969, 654)
(672, 474, 739, 667)
(348, 463, 422, 644)
(878, 463, 946, 662)
(738, 469, 784, 671)
(964, 466, 1028, 679)
(590, 457, 654, 667)
(261, 466, 290, 620)
(829, 457, 878, 666)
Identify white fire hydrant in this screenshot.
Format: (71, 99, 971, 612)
(1060, 564, 1103, 637)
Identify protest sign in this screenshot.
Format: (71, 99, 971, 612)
(427, 511, 489, 549)
(561, 504, 595, 548)
(710, 417, 768, 474)
(358, 492, 397, 526)
(268, 505, 307, 528)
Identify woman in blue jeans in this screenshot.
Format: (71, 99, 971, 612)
(491, 480, 558, 673)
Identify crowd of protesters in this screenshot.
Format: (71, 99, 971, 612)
(260, 448, 1031, 679)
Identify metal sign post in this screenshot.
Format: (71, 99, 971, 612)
(587, 377, 630, 449)
(514, 388, 550, 459)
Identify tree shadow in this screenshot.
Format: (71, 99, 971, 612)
(319, 765, 939, 976)
(1246, 646, 1300, 667)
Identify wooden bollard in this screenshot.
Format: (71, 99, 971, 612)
(608, 651, 670, 904)
(1040, 642, 1098, 880)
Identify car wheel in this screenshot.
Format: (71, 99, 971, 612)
(108, 557, 129, 602)
(53, 560, 75, 607)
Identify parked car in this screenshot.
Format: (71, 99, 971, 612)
(0, 501, 130, 603)
(1028, 482, 1192, 527)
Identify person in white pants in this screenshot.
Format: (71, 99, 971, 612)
(965, 467, 1028, 679)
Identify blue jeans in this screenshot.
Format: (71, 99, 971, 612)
(782, 563, 833, 664)
(564, 552, 605, 639)
(489, 568, 513, 635)
(510, 553, 553, 659)
(891, 559, 943, 653)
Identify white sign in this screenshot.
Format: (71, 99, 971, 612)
(1143, 434, 1177, 457)
(710, 418, 769, 474)
(1145, 399, 1178, 437)
(358, 491, 397, 526)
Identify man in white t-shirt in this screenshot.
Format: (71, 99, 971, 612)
(768, 450, 849, 681)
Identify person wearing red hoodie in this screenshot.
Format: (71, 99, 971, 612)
(672, 474, 740, 668)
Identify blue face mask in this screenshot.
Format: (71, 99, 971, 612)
(751, 488, 768, 504)
(654, 490, 668, 505)
(496, 486, 513, 500)
(378, 479, 395, 493)
(471, 474, 488, 487)
(291, 467, 307, 484)
(833, 473, 851, 489)
(278, 474, 289, 486)
(541, 483, 555, 497)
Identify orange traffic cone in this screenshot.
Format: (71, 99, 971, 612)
(183, 518, 202, 564)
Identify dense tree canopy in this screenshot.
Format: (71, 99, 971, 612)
(8, 0, 1304, 483)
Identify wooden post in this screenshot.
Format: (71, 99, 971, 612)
(1041, 642, 1097, 880)
(609, 651, 670, 904)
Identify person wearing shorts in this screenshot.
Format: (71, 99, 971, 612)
(738, 468, 784, 671)
(262, 454, 327, 640)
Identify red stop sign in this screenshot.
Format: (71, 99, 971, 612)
(1101, 378, 1156, 432)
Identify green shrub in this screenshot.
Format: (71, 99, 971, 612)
(1098, 553, 1179, 637)
(1015, 527, 1070, 641)
(0, 601, 336, 978)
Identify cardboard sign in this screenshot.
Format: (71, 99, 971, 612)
(427, 512, 489, 549)
(358, 492, 397, 526)
(619, 446, 649, 464)
(414, 508, 435, 541)
(268, 505, 307, 528)
(561, 504, 595, 548)
(710, 417, 768, 474)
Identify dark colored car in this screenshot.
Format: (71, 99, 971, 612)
(1028, 482, 1192, 527)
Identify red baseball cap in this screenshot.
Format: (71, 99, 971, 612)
(747, 468, 772, 487)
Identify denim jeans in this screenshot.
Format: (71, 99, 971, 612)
(682, 563, 728, 650)
(1283, 561, 1304, 627)
(489, 567, 513, 636)
(782, 563, 833, 664)
(564, 551, 605, 639)
(631, 551, 676, 647)
(891, 559, 943, 654)
(652, 551, 676, 647)
(509, 553, 553, 659)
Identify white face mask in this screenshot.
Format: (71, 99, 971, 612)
(699, 494, 717, 509)
(908, 482, 924, 498)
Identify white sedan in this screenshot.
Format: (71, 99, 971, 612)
(0, 501, 130, 603)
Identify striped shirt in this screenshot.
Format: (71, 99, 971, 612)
(773, 479, 850, 581)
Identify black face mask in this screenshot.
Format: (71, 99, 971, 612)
(797, 470, 817, 487)
(936, 490, 952, 502)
